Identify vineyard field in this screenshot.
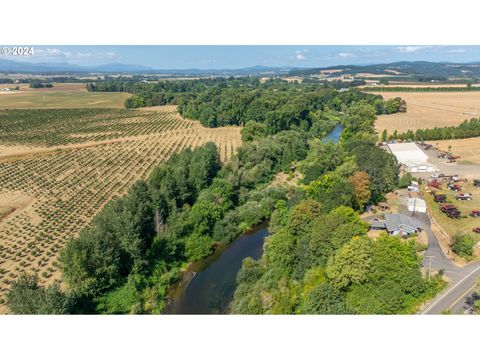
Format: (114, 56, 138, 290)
(0, 106, 241, 310)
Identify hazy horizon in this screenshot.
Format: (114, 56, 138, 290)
(2, 45, 480, 70)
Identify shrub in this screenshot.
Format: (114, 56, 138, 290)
(452, 234, 476, 258)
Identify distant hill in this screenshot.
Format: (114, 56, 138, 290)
(0, 59, 295, 76)
(288, 61, 480, 79)
(289, 61, 480, 78)
(2, 58, 480, 79)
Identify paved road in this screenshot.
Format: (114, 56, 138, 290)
(395, 192, 480, 314)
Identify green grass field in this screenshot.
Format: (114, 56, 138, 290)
(0, 91, 131, 109)
(425, 182, 480, 244)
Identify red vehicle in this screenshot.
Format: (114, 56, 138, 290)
(434, 194, 447, 203)
(429, 179, 442, 189)
(440, 203, 457, 213)
(448, 183, 462, 192)
(471, 210, 480, 218)
(447, 210, 461, 219)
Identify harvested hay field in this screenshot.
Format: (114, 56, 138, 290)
(0, 106, 241, 310)
(0, 91, 130, 108)
(372, 92, 480, 134)
(429, 137, 480, 165)
(362, 83, 479, 89)
(0, 83, 86, 92)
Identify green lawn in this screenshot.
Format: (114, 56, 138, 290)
(0, 91, 131, 109)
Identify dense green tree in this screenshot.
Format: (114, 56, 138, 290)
(350, 143, 399, 202)
(7, 274, 72, 314)
(452, 233, 475, 258)
(299, 282, 348, 314)
(326, 236, 372, 289)
(241, 120, 268, 141)
(264, 228, 297, 274)
(300, 141, 345, 184)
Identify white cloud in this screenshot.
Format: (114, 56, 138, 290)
(338, 52, 354, 58)
(396, 46, 430, 53)
(447, 48, 466, 54)
(20, 47, 119, 64)
(293, 49, 308, 60)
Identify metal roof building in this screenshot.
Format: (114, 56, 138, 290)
(387, 143, 439, 173)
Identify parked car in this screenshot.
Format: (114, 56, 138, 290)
(431, 173, 444, 179)
(474, 179, 480, 187)
(448, 184, 462, 192)
(456, 193, 473, 201)
(470, 210, 480, 218)
(473, 227, 480, 233)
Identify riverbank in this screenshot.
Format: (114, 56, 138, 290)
(163, 222, 269, 314)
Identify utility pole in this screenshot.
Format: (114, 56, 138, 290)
(425, 255, 434, 280)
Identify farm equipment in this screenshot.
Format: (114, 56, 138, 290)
(456, 193, 473, 201)
(470, 210, 480, 218)
(440, 203, 457, 213)
(429, 179, 442, 189)
(474, 179, 480, 187)
(446, 209, 461, 218)
(433, 194, 447, 203)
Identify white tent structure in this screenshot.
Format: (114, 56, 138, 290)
(387, 143, 439, 173)
(407, 197, 427, 213)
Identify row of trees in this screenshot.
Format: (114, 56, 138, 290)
(29, 82, 53, 88)
(383, 118, 480, 142)
(364, 86, 480, 92)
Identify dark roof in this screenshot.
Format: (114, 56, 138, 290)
(384, 213, 419, 233)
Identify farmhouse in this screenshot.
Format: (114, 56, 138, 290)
(370, 213, 420, 236)
(387, 142, 439, 173)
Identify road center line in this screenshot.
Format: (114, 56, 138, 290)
(421, 264, 480, 314)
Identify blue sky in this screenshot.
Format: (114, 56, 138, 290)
(6, 45, 480, 69)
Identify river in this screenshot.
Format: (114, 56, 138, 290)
(163, 223, 269, 314)
(163, 124, 343, 314)
(323, 123, 343, 144)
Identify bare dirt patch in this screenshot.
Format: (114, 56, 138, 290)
(430, 137, 480, 165)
